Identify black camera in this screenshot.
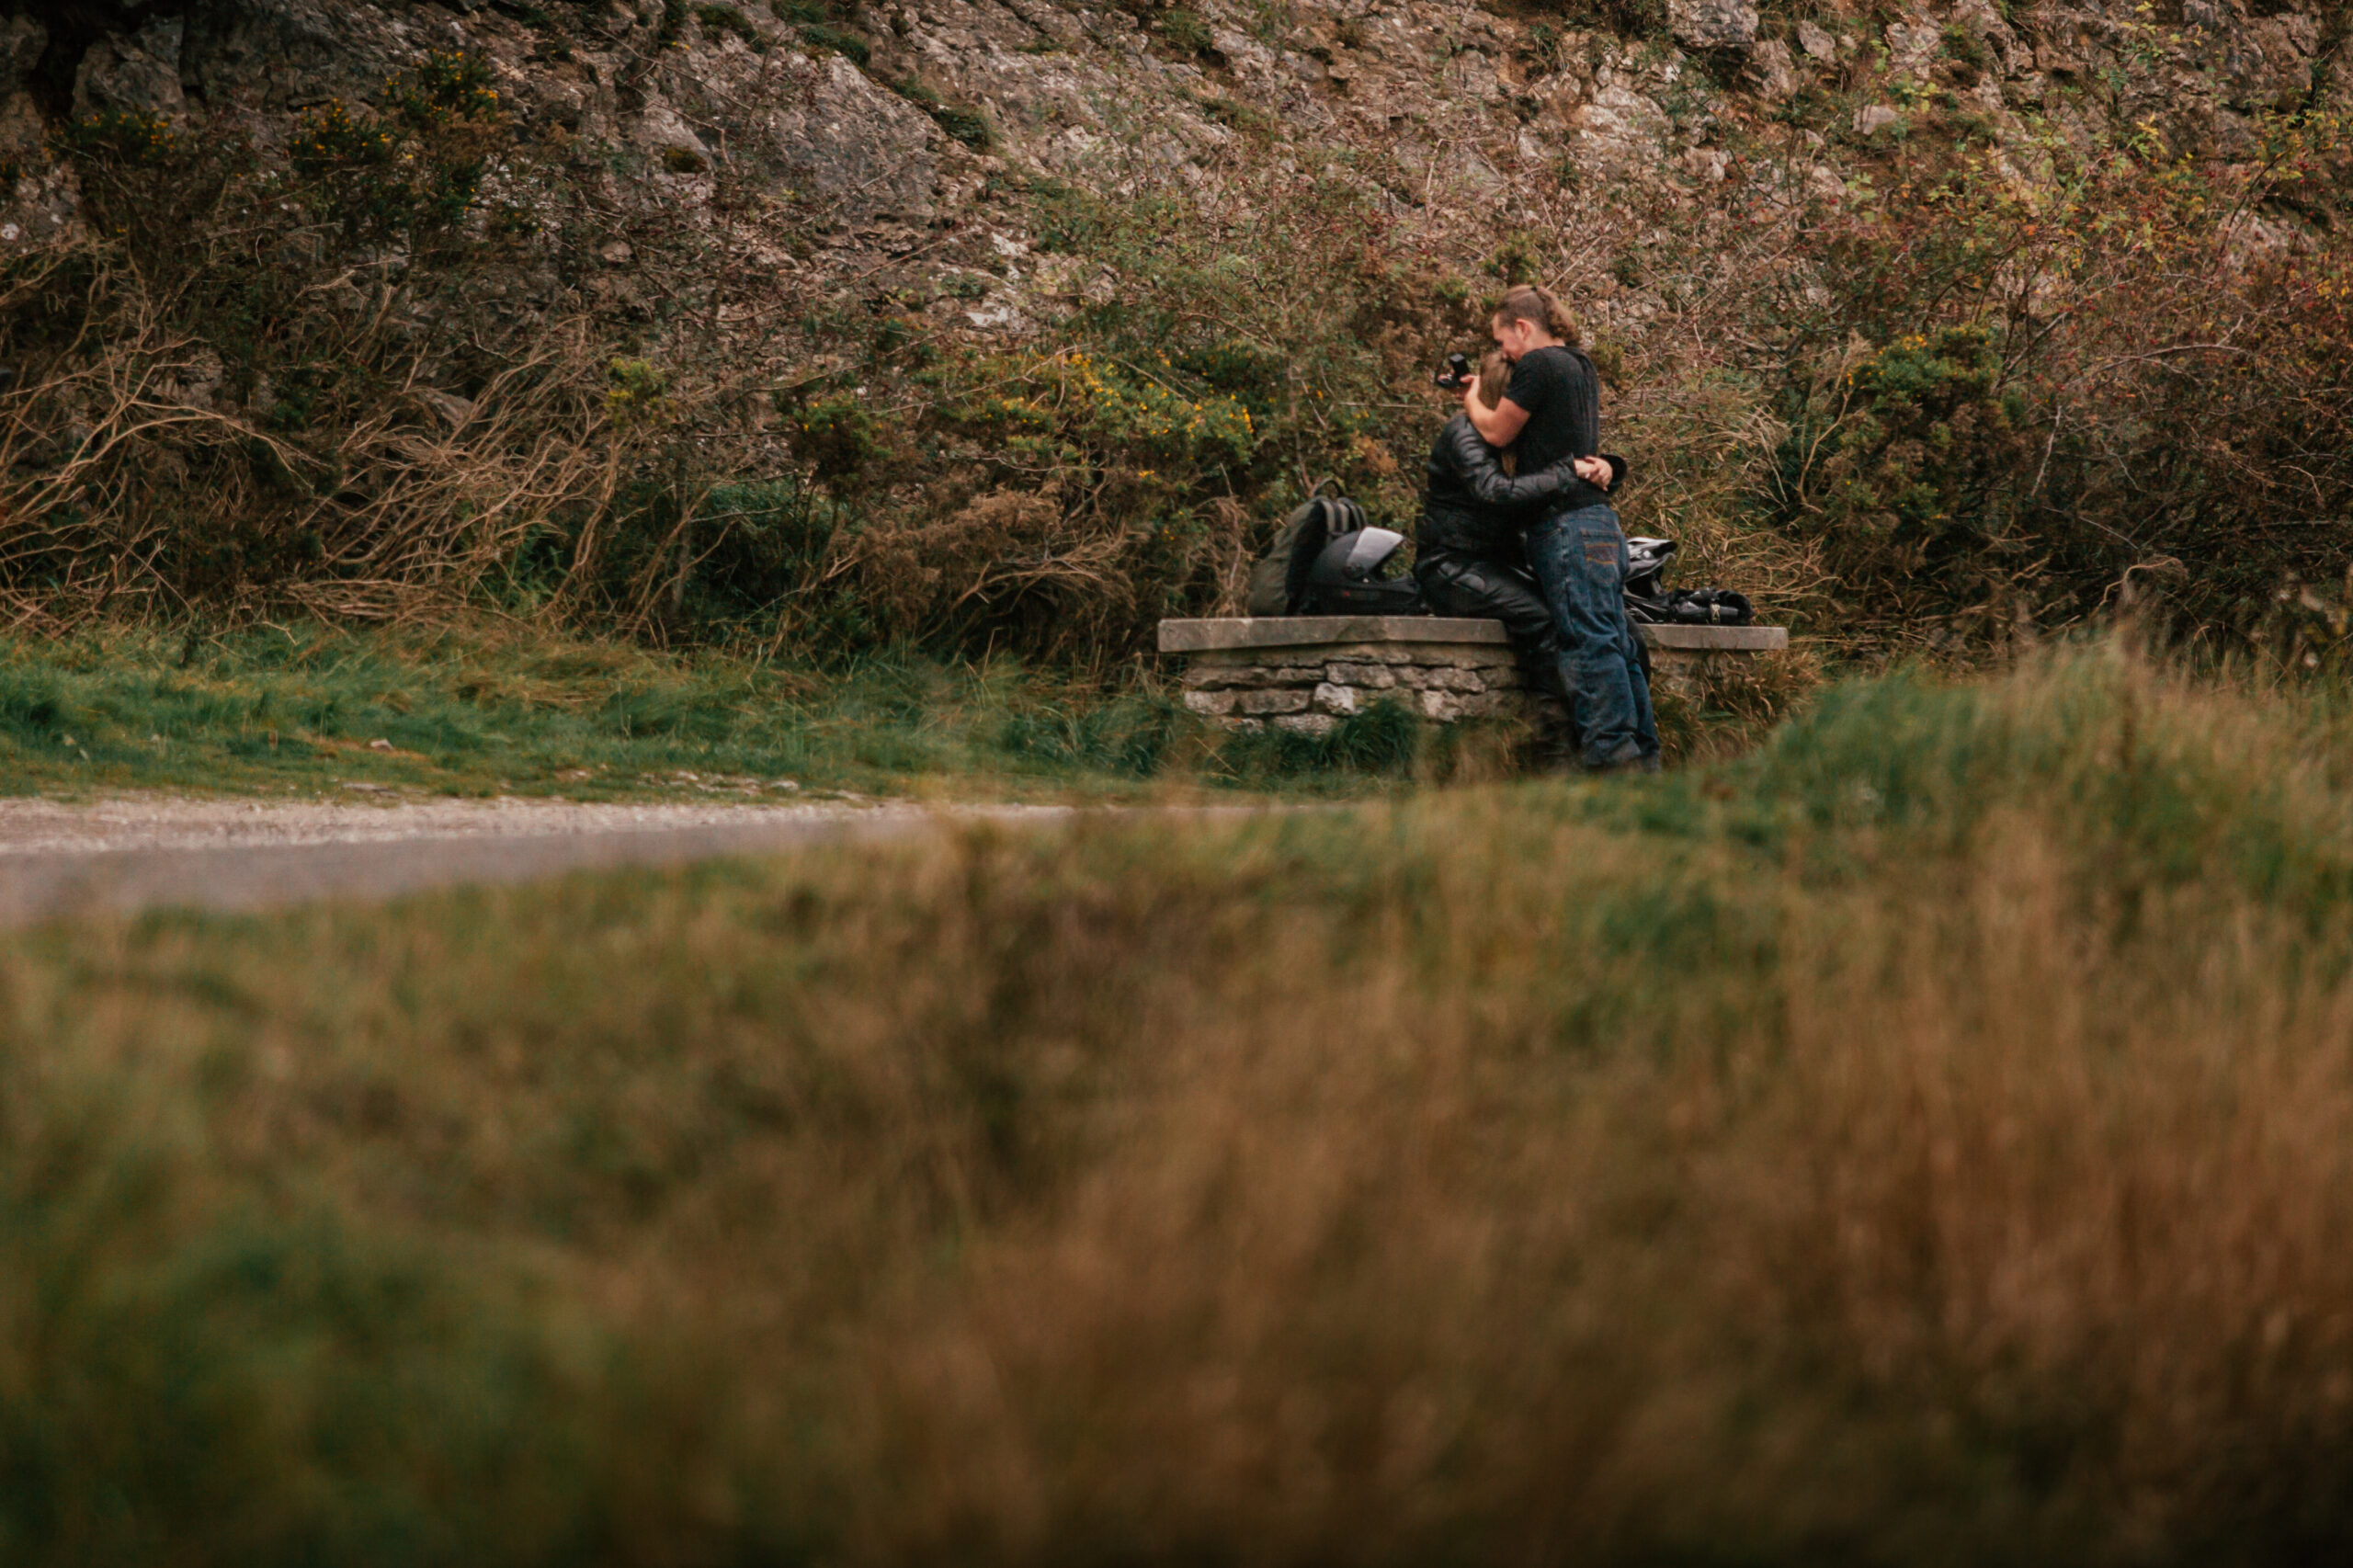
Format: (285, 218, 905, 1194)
(1432, 351, 1472, 391)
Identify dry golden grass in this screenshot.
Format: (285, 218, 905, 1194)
(6, 642, 2353, 1563)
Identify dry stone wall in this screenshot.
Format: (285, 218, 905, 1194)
(1180, 641, 1533, 738)
(1161, 619, 1793, 738)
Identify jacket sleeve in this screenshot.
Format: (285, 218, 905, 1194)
(1443, 417, 1575, 507)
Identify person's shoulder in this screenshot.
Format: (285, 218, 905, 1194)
(1513, 346, 1575, 381)
(1536, 345, 1597, 390)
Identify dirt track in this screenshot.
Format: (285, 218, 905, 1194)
(0, 795, 1079, 927)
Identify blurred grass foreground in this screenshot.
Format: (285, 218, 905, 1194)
(10, 640, 2353, 1564)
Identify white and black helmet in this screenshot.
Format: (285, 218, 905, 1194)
(1302, 527, 1423, 615)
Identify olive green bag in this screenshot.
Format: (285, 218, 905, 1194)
(1245, 486, 1366, 617)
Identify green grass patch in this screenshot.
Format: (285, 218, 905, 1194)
(0, 621, 1450, 802)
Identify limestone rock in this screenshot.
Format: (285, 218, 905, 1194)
(0, 15, 43, 97)
(1944, 0, 2020, 74)
(1575, 82, 1671, 156)
(1681, 146, 1732, 182)
(0, 91, 42, 169)
(756, 52, 938, 224)
(1312, 682, 1359, 715)
(1670, 0, 1757, 52)
(1883, 21, 1940, 78)
(0, 17, 42, 172)
(1745, 38, 1798, 102)
(74, 17, 188, 121)
(1796, 18, 1836, 62)
(2328, 49, 2353, 114)
(183, 0, 416, 115)
(633, 91, 714, 171)
(2220, 16, 2319, 111)
(1421, 667, 1488, 692)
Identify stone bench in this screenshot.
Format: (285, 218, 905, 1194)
(1156, 616, 1790, 736)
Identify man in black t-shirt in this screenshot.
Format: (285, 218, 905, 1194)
(1497, 347, 1609, 510)
(1462, 285, 1659, 773)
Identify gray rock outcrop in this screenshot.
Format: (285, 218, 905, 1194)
(1670, 0, 1758, 52)
(74, 17, 188, 120)
(761, 53, 940, 225)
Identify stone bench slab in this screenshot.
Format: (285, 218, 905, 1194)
(1158, 617, 1787, 653)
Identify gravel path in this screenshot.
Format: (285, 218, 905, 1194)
(0, 794, 1079, 926)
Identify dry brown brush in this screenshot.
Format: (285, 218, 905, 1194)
(8, 22, 2353, 681)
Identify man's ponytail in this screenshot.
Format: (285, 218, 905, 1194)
(1494, 283, 1582, 347)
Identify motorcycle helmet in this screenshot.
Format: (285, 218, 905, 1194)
(1301, 527, 1424, 615)
(1625, 536, 1677, 599)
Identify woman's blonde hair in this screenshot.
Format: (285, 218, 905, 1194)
(1492, 283, 1581, 347)
(1475, 348, 1513, 411)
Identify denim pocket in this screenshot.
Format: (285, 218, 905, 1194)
(1580, 528, 1621, 577)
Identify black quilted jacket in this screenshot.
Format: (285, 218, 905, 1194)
(1417, 414, 1625, 560)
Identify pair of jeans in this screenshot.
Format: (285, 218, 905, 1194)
(1526, 504, 1658, 767)
(1415, 551, 1568, 703)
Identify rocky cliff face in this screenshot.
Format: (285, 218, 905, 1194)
(1, 0, 2347, 654)
(10, 0, 2337, 274)
(0, 0, 2317, 324)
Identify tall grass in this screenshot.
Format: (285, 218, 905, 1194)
(7, 642, 2353, 1562)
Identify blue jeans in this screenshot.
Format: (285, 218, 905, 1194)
(1528, 505, 1658, 767)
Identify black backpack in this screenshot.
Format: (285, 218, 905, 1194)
(1245, 484, 1369, 617)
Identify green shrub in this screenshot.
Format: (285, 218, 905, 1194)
(384, 49, 503, 122)
(290, 98, 395, 174)
(1157, 7, 1214, 56)
(672, 477, 860, 638)
(889, 78, 995, 150)
(54, 108, 178, 166)
(694, 2, 767, 49)
(283, 53, 509, 238)
(1770, 114, 2353, 650)
(794, 393, 877, 479)
(1768, 325, 2029, 612)
(796, 22, 870, 64)
(0, 1199, 607, 1564)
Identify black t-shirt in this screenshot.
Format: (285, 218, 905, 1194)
(1504, 345, 1600, 479)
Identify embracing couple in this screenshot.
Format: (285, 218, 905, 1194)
(1415, 285, 1659, 774)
